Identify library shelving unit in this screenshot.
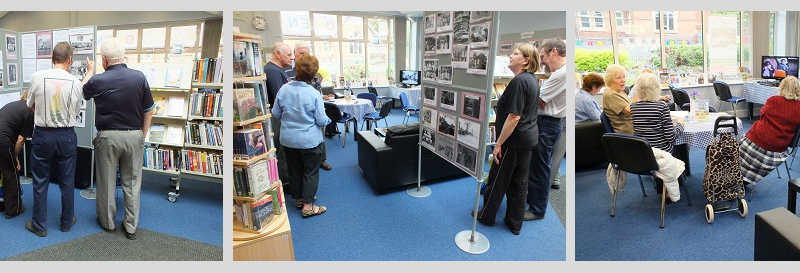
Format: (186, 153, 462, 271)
(232, 32, 295, 261)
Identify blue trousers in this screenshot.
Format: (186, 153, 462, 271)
(527, 116, 564, 216)
(31, 127, 77, 232)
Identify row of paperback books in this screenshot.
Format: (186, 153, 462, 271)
(186, 121, 223, 147)
(182, 149, 223, 175)
(488, 125, 497, 143)
(194, 58, 223, 83)
(234, 195, 273, 231)
(233, 41, 262, 78)
(233, 128, 267, 160)
(189, 90, 223, 118)
(143, 147, 182, 172)
(233, 158, 279, 198)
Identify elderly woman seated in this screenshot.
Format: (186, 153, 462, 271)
(740, 76, 800, 185)
(576, 73, 604, 122)
(630, 73, 685, 154)
(602, 64, 634, 135)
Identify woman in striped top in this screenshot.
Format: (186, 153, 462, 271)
(630, 73, 685, 154)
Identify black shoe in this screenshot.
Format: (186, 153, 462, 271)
(523, 210, 545, 221)
(504, 218, 521, 235)
(25, 221, 47, 237)
(125, 230, 136, 240)
(550, 184, 561, 190)
(96, 217, 114, 233)
(61, 215, 77, 232)
(5, 205, 25, 219)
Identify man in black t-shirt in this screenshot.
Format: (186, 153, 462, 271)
(264, 42, 294, 191)
(0, 90, 34, 219)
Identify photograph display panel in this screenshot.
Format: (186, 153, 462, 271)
(437, 111, 456, 139)
(423, 86, 438, 107)
(436, 11, 452, 33)
(421, 106, 438, 131)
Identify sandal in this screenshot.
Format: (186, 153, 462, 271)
(295, 197, 317, 209)
(302, 205, 327, 218)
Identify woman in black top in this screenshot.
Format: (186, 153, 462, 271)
(477, 43, 540, 235)
(0, 90, 35, 218)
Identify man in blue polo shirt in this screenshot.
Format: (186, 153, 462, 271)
(83, 38, 155, 240)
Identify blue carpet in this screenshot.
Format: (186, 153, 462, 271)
(286, 109, 566, 261)
(575, 118, 798, 261)
(0, 172, 222, 259)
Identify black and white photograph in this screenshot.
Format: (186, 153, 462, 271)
(70, 59, 88, 80)
(456, 118, 480, 150)
(438, 65, 452, 85)
(423, 86, 438, 107)
(470, 11, 492, 22)
(451, 44, 468, 69)
(7, 63, 17, 85)
(461, 92, 485, 122)
(439, 89, 457, 111)
(467, 49, 488, 75)
(436, 133, 456, 161)
(0, 71, 4, 90)
(69, 34, 93, 55)
(74, 109, 86, 128)
(424, 35, 437, 55)
(421, 106, 438, 129)
(470, 21, 491, 48)
(5, 34, 16, 59)
(452, 11, 470, 44)
(437, 112, 456, 139)
(436, 11, 452, 33)
(436, 33, 452, 54)
(455, 143, 478, 176)
(36, 31, 52, 59)
(421, 126, 437, 151)
(424, 14, 436, 34)
(423, 59, 438, 82)
(500, 42, 513, 53)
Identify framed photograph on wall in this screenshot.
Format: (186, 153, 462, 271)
(437, 111, 456, 139)
(439, 89, 457, 111)
(423, 86, 438, 107)
(451, 44, 468, 69)
(0, 71, 4, 91)
(421, 106, 438, 129)
(452, 11, 470, 44)
(424, 35, 437, 56)
(456, 118, 480, 150)
(436, 33, 452, 55)
(424, 14, 436, 34)
(438, 65, 453, 85)
(436, 11, 453, 33)
(5, 34, 17, 59)
(461, 92, 485, 122)
(436, 133, 456, 161)
(7, 63, 17, 85)
(467, 49, 488, 75)
(421, 125, 437, 151)
(455, 143, 478, 176)
(423, 59, 438, 82)
(470, 21, 490, 48)
(470, 11, 492, 23)
(36, 31, 53, 59)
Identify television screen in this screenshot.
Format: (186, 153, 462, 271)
(762, 56, 799, 79)
(400, 70, 421, 85)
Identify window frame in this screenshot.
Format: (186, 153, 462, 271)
(97, 19, 206, 63)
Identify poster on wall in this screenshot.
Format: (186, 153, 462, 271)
(7, 63, 18, 85)
(70, 34, 94, 55)
(70, 59, 89, 80)
(423, 86, 438, 107)
(52, 30, 69, 45)
(470, 21, 491, 48)
(421, 126, 437, 151)
(438, 65, 453, 85)
(437, 112, 456, 139)
(455, 143, 478, 176)
(461, 92, 485, 122)
(439, 89, 457, 111)
(436, 133, 455, 161)
(451, 44, 468, 69)
(467, 49, 489, 75)
(22, 59, 35, 83)
(21, 33, 35, 59)
(452, 11, 470, 44)
(424, 14, 436, 34)
(436, 11, 452, 33)
(423, 59, 438, 82)
(36, 58, 52, 72)
(421, 106, 438, 129)
(470, 11, 492, 23)
(424, 35, 436, 56)
(5, 34, 17, 59)
(456, 118, 480, 149)
(36, 31, 53, 59)
(436, 33, 452, 54)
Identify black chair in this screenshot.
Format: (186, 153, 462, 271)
(670, 86, 692, 111)
(601, 133, 692, 228)
(324, 102, 357, 148)
(713, 81, 747, 118)
(600, 112, 614, 133)
(368, 86, 390, 108)
(362, 99, 392, 131)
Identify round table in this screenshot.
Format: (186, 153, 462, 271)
(329, 98, 376, 123)
(674, 112, 744, 150)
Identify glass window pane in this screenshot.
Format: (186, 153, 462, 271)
(342, 42, 366, 86)
(616, 11, 623, 27)
(368, 42, 389, 86)
(594, 11, 604, 29)
(142, 27, 166, 49)
(574, 11, 614, 74)
(281, 11, 312, 37)
(580, 11, 590, 28)
(707, 11, 741, 78)
(743, 12, 751, 70)
(125, 54, 138, 63)
(314, 41, 341, 87)
(663, 11, 703, 76)
(368, 18, 389, 42)
(342, 16, 364, 39)
(96, 29, 113, 50)
(116, 29, 139, 50)
(615, 11, 662, 83)
(313, 13, 338, 38)
(170, 25, 198, 48)
(282, 39, 311, 55)
(769, 13, 775, 55)
(140, 53, 166, 63)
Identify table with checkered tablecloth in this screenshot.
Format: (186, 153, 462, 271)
(671, 112, 743, 176)
(743, 82, 779, 118)
(331, 98, 376, 123)
(389, 86, 422, 107)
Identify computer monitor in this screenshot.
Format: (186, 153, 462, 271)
(761, 56, 799, 79)
(400, 70, 421, 86)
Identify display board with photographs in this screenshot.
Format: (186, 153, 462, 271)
(0, 29, 21, 91)
(418, 11, 497, 178)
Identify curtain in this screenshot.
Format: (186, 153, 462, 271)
(752, 11, 772, 78)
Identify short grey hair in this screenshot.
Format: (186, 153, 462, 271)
(634, 73, 661, 102)
(101, 37, 125, 62)
(294, 41, 310, 51)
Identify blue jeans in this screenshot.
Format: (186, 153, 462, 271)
(527, 116, 564, 216)
(31, 127, 77, 232)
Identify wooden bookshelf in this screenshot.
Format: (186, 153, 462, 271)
(152, 115, 187, 121)
(234, 75, 267, 83)
(192, 82, 224, 88)
(232, 181, 282, 202)
(232, 114, 271, 127)
(151, 88, 191, 92)
(184, 143, 224, 151)
(181, 170, 223, 179)
(233, 211, 287, 235)
(232, 149, 276, 166)
(146, 141, 184, 148)
(143, 167, 180, 175)
(188, 115, 223, 121)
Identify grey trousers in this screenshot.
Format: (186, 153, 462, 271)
(550, 125, 567, 186)
(94, 130, 144, 234)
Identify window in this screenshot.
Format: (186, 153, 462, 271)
(97, 20, 209, 72)
(594, 11, 605, 29)
(615, 11, 662, 82)
(616, 11, 624, 27)
(575, 11, 613, 73)
(769, 12, 775, 55)
(707, 11, 741, 76)
(349, 42, 363, 54)
(655, 11, 676, 31)
(663, 11, 702, 74)
(580, 11, 591, 28)
(313, 13, 337, 38)
(281, 11, 311, 37)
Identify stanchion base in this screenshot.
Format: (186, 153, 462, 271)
(19, 177, 32, 185)
(455, 230, 490, 254)
(80, 188, 97, 200)
(406, 185, 431, 198)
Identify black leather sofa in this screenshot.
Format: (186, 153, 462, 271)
(356, 124, 467, 194)
(754, 207, 800, 260)
(575, 120, 607, 167)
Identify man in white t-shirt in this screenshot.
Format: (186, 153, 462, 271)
(525, 39, 566, 221)
(25, 42, 94, 237)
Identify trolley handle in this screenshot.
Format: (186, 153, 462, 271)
(713, 116, 738, 137)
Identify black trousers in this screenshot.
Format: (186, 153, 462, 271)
(285, 143, 324, 204)
(479, 145, 533, 232)
(0, 145, 24, 217)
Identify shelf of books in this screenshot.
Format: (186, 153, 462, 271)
(232, 32, 295, 261)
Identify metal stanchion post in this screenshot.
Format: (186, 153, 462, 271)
(20, 140, 31, 185)
(407, 142, 431, 197)
(80, 149, 96, 199)
(455, 178, 489, 254)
